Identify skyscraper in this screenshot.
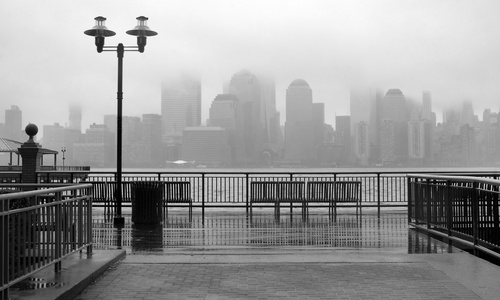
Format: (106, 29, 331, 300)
(208, 94, 239, 164)
(379, 89, 408, 164)
(161, 74, 201, 143)
(208, 94, 238, 130)
(284, 79, 314, 162)
(422, 91, 432, 122)
(353, 121, 369, 166)
(5, 105, 22, 141)
(227, 70, 264, 164)
(335, 115, 351, 165)
(462, 100, 475, 126)
(69, 104, 82, 133)
(350, 88, 375, 164)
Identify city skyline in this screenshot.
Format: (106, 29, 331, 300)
(3, 86, 500, 168)
(2, 0, 500, 136)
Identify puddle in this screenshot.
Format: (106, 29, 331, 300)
(12, 277, 64, 290)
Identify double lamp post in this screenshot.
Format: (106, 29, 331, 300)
(84, 16, 157, 225)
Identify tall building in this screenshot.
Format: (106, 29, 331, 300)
(284, 79, 314, 163)
(161, 74, 201, 143)
(335, 115, 351, 165)
(408, 120, 425, 164)
(353, 121, 369, 166)
(462, 100, 475, 126)
(421, 91, 434, 164)
(227, 70, 265, 164)
(350, 88, 375, 164)
(69, 104, 82, 132)
(379, 89, 408, 164)
(422, 91, 432, 121)
(208, 94, 239, 165)
(312, 103, 325, 149)
(5, 105, 22, 141)
(208, 94, 238, 130)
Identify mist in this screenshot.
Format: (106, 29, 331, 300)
(1, 0, 500, 137)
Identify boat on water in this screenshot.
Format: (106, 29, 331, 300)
(165, 160, 196, 168)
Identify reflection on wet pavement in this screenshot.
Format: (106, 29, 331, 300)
(91, 208, 453, 254)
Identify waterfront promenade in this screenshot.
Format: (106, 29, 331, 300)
(8, 208, 500, 299)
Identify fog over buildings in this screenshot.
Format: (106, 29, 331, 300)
(1, 1, 500, 168)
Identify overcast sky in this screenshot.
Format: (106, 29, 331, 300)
(1, 0, 500, 138)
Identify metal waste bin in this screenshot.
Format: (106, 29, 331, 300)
(131, 181, 163, 224)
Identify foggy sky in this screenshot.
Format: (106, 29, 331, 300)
(1, 0, 500, 138)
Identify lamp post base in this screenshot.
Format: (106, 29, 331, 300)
(114, 216, 125, 227)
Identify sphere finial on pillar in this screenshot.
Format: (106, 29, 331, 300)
(25, 123, 38, 143)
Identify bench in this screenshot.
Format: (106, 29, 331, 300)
(88, 181, 192, 221)
(306, 181, 362, 219)
(250, 181, 305, 219)
(163, 181, 192, 221)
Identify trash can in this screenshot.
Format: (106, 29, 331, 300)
(131, 181, 163, 224)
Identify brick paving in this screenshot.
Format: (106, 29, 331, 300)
(76, 261, 480, 299)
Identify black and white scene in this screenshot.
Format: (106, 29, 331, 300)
(1, 1, 500, 299)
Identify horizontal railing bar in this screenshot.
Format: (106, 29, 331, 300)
(0, 184, 92, 200)
(1, 195, 90, 215)
(407, 173, 500, 186)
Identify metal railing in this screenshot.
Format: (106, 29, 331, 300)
(78, 171, 412, 217)
(31, 170, 500, 216)
(0, 183, 93, 299)
(408, 174, 500, 259)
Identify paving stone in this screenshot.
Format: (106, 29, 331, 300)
(75, 262, 482, 299)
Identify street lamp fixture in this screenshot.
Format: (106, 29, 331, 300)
(61, 147, 66, 167)
(84, 16, 157, 226)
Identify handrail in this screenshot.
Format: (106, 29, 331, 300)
(407, 173, 500, 185)
(407, 174, 500, 260)
(0, 184, 93, 299)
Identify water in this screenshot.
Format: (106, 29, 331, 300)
(93, 166, 500, 174)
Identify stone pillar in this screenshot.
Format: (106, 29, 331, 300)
(17, 124, 42, 184)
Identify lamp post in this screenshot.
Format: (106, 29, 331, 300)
(61, 147, 66, 167)
(84, 16, 157, 226)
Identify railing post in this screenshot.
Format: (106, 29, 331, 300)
(245, 174, 249, 216)
(426, 178, 431, 229)
(201, 173, 205, 222)
(472, 182, 479, 255)
(289, 173, 293, 215)
(86, 187, 93, 257)
(414, 178, 422, 224)
(407, 176, 411, 224)
(446, 180, 452, 237)
(78, 189, 83, 251)
(1, 198, 9, 300)
(54, 196, 62, 273)
(377, 173, 381, 217)
(494, 184, 499, 246)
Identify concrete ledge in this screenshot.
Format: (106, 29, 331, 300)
(8, 249, 126, 300)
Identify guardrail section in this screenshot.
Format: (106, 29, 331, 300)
(408, 174, 500, 259)
(0, 184, 93, 298)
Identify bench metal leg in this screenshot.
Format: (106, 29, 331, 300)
(189, 203, 192, 223)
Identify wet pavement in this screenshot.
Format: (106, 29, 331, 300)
(10, 208, 500, 299)
(91, 207, 452, 255)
